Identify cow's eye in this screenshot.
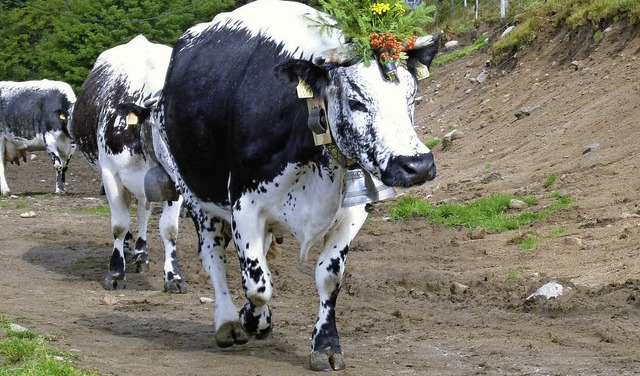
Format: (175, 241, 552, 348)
(348, 99, 367, 112)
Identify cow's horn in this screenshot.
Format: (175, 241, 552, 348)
(408, 30, 444, 50)
(313, 45, 356, 66)
(143, 97, 159, 108)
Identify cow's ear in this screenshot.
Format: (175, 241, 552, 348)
(54, 109, 68, 121)
(275, 59, 329, 97)
(115, 103, 151, 126)
(406, 34, 441, 79)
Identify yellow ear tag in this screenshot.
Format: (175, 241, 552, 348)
(296, 78, 314, 99)
(415, 62, 430, 81)
(59, 113, 66, 120)
(125, 112, 138, 126)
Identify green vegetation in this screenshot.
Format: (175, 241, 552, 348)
(388, 193, 574, 232)
(546, 227, 567, 237)
(543, 173, 557, 188)
(70, 205, 111, 215)
(0, 314, 97, 375)
(425, 137, 440, 149)
(311, 0, 435, 66)
(432, 34, 488, 66)
(0, 0, 234, 91)
(490, 0, 640, 62)
(512, 231, 538, 250)
(506, 270, 523, 279)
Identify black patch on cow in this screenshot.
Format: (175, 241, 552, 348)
(312, 287, 341, 353)
(109, 248, 125, 275)
(72, 63, 146, 165)
(162, 26, 333, 204)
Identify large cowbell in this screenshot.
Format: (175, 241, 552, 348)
(342, 165, 396, 207)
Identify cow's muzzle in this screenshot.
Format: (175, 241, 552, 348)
(381, 153, 436, 187)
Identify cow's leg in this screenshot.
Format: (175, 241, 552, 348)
(232, 210, 274, 339)
(102, 171, 131, 290)
(190, 204, 248, 347)
(123, 231, 134, 261)
(51, 154, 66, 194)
(309, 207, 368, 372)
(0, 142, 10, 195)
(160, 196, 187, 293)
(131, 200, 151, 272)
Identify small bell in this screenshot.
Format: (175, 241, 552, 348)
(342, 166, 396, 207)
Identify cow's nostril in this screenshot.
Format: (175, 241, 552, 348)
(381, 153, 436, 187)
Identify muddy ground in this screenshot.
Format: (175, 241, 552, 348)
(2, 22, 640, 376)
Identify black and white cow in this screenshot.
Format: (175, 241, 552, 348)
(0, 79, 76, 195)
(155, 0, 439, 371)
(70, 35, 186, 293)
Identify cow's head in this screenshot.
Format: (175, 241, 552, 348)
(45, 106, 76, 193)
(276, 32, 441, 188)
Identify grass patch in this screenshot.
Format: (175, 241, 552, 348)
(388, 193, 574, 232)
(506, 271, 524, 279)
(425, 138, 440, 149)
(433, 34, 489, 66)
(489, 0, 640, 63)
(0, 314, 97, 376)
(543, 173, 557, 188)
(546, 227, 567, 237)
(511, 231, 539, 250)
(70, 205, 111, 215)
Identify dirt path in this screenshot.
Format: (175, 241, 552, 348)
(1, 22, 640, 376)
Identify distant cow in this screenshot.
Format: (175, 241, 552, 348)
(0, 79, 76, 195)
(70, 35, 186, 293)
(154, 0, 439, 371)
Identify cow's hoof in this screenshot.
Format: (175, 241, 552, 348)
(164, 279, 187, 294)
(239, 302, 272, 339)
(104, 273, 126, 290)
(309, 348, 345, 371)
(215, 321, 249, 348)
(132, 252, 149, 273)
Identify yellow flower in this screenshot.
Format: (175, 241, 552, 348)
(370, 2, 391, 15)
(394, 2, 406, 13)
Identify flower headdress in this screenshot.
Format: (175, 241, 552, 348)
(309, 0, 435, 67)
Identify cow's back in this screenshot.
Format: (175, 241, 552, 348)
(71, 35, 171, 166)
(0, 80, 75, 139)
(162, 0, 341, 202)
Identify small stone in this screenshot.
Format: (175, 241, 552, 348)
(564, 236, 584, 249)
(450, 282, 469, 295)
(514, 105, 540, 119)
(444, 40, 459, 50)
(526, 282, 564, 301)
(582, 143, 599, 154)
(20, 211, 36, 218)
(508, 199, 527, 209)
(9, 323, 28, 332)
(501, 26, 514, 38)
(199, 297, 214, 304)
(470, 226, 486, 240)
(101, 294, 119, 305)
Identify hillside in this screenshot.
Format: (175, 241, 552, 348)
(405, 20, 640, 288)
